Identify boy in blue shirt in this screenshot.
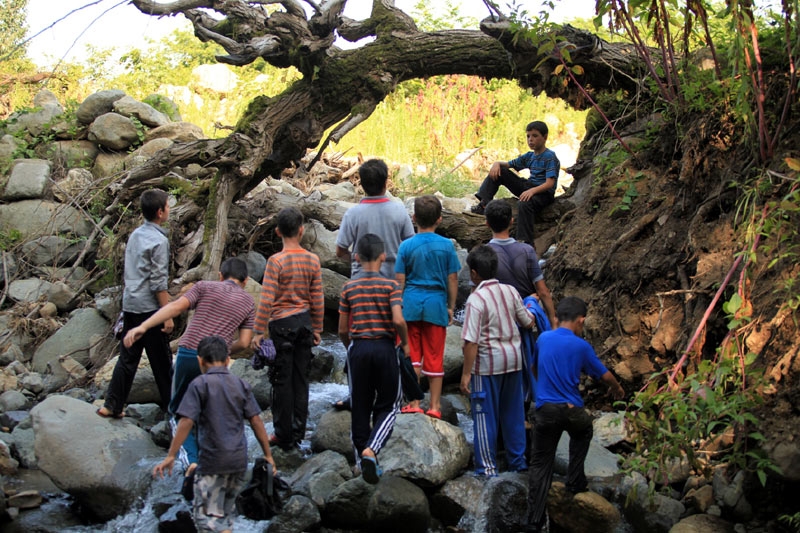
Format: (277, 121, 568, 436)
(526, 297, 624, 533)
(471, 121, 560, 246)
(395, 195, 460, 418)
(153, 335, 276, 532)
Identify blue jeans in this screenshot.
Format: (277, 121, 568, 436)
(170, 346, 200, 466)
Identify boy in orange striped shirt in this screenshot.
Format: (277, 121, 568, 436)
(252, 207, 324, 451)
(338, 233, 410, 484)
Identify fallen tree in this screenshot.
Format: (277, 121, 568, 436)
(122, 0, 640, 279)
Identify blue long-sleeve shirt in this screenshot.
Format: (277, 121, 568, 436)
(122, 221, 169, 313)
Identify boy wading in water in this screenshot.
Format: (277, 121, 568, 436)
(153, 335, 275, 533)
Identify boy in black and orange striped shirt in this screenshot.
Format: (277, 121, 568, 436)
(252, 207, 324, 451)
(338, 233, 410, 484)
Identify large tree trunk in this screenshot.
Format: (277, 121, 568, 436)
(123, 0, 643, 277)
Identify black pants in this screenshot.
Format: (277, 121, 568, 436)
(476, 168, 555, 245)
(104, 310, 173, 415)
(347, 338, 401, 461)
(526, 403, 593, 530)
(268, 312, 314, 448)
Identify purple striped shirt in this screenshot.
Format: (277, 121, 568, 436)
(180, 280, 255, 350)
(461, 279, 534, 375)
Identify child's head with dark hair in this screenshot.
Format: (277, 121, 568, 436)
(197, 335, 229, 364)
(484, 200, 512, 233)
(140, 189, 169, 221)
(356, 233, 385, 262)
(414, 195, 442, 228)
(219, 257, 248, 282)
(276, 207, 304, 238)
(358, 159, 389, 196)
(466, 245, 498, 281)
(556, 296, 588, 323)
(526, 121, 549, 138)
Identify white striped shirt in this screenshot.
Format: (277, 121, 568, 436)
(461, 279, 534, 375)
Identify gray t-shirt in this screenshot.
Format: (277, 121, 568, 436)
(336, 196, 414, 279)
(177, 366, 262, 475)
(122, 221, 170, 313)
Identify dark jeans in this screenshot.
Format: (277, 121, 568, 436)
(104, 310, 173, 415)
(347, 337, 401, 461)
(268, 312, 314, 448)
(476, 168, 555, 244)
(526, 403, 593, 530)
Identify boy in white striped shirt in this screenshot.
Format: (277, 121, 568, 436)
(460, 245, 536, 476)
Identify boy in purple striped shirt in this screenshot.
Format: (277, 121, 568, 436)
(461, 245, 535, 476)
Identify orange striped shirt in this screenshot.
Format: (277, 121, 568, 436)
(254, 248, 324, 334)
(339, 275, 402, 339)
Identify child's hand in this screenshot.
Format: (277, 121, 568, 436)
(264, 455, 277, 475)
(153, 456, 175, 479)
(313, 332, 321, 346)
(460, 374, 471, 395)
(488, 161, 502, 179)
(400, 343, 411, 357)
(161, 318, 174, 334)
(251, 333, 264, 351)
(519, 188, 537, 202)
(124, 327, 144, 348)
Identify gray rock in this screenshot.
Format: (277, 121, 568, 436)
(8, 278, 53, 303)
(289, 450, 353, 496)
(320, 181, 357, 202)
(94, 286, 123, 320)
(669, 513, 735, 533)
(266, 494, 321, 533)
(238, 250, 266, 283)
(92, 152, 127, 179)
(19, 372, 44, 395)
(142, 94, 181, 122)
(312, 409, 358, 459)
(764, 439, 800, 481)
(460, 472, 528, 533)
(622, 474, 685, 533)
(87, 112, 139, 150)
(46, 281, 77, 311)
(33, 265, 90, 291)
(548, 481, 620, 533)
(321, 268, 348, 311)
(21, 235, 84, 266)
(53, 167, 94, 205)
(150, 419, 172, 448)
(555, 432, 621, 480)
(0, 134, 21, 160)
(309, 346, 334, 382)
(0, 439, 19, 475)
(0, 252, 18, 285)
(267, 177, 305, 198)
(432, 474, 485, 526)
(229, 358, 272, 409)
(125, 403, 163, 427)
(0, 199, 93, 239)
(443, 324, 464, 377)
(131, 137, 173, 159)
(302, 220, 349, 274)
(32, 308, 110, 372)
(308, 469, 349, 508)
(76, 89, 126, 124)
(112, 95, 170, 127)
(144, 122, 204, 143)
(0, 390, 29, 412)
(94, 355, 161, 405)
(6, 99, 63, 137)
(48, 140, 99, 168)
(0, 410, 29, 430)
(3, 159, 50, 200)
(0, 343, 19, 366)
(713, 469, 753, 522)
(367, 476, 430, 532)
(593, 411, 628, 447)
(380, 413, 471, 486)
(31, 395, 162, 521)
(11, 422, 36, 468)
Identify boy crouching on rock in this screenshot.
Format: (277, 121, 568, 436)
(153, 335, 275, 532)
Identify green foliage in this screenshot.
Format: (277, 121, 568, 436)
(779, 511, 800, 533)
(0, 228, 21, 251)
(609, 170, 643, 216)
(0, 0, 28, 60)
(408, 0, 478, 31)
(395, 158, 473, 198)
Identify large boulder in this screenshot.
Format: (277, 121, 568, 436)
(229, 358, 272, 409)
(620, 472, 685, 533)
(5, 91, 63, 137)
(457, 472, 529, 533)
(323, 475, 430, 532)
(547, 481, 620, 533)
(8, 278, 52, 303)
(0, 199, 93, 239)
(32, 309, 110, 373)
(112, 95, 170, 127)
(87, 112, 139, 151)
(669, 513, 735, 533)
(20, 235, 84, 266)
(555, 432, 621, 481)
(92, 152, 127, 179)
(144, 122, 204, 143)
(288, 450, 353, 502)
(321, 268, 348, 311)
(301, 220, 349, 275)
(2, 159, 50, 200)
(47, 140, 100, 168)
(31, 395, 162, 521)
(265, 494, 322, 533)
(76, 89, 126, 124)
(53, 167, 95, 205)
(431, 474, 486, 526)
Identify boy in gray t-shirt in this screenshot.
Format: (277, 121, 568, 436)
(336, 159, 414, 279)
(153, 336, 275, 532)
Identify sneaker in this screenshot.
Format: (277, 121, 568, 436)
(470, 202, 486, 215)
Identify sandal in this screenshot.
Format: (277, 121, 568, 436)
(400, 405, 424, 414)
(361, 456, 382, 484)
(425, 409, 442, 419)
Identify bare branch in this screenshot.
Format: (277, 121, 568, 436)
(131, 0, 212, 15)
